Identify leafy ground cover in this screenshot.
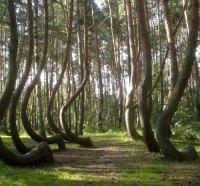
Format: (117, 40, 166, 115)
(0, 132, 200, 186)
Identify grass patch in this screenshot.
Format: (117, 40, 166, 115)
(0, 132, 200, 186)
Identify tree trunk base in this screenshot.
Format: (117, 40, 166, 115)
(0, 138, 53, 166)
(182, 145, 199, 161)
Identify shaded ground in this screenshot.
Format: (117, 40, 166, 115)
(39, 136, 200, 186)
(1, 133, 200, 185)
(53, 141, 141, 176)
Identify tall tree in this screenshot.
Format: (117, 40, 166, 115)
(156, 0, 199, 161)
(20, 0, 66, 150)
(0, 0, 53, 166)
(9, 0, 35, 154)
(34, 0, 46, 137)
(91, 0, 104, 132)
(161, 0, 179, 98)
(135, 0, 160, 152)
(77, 0, 85, 135)
(47, 0, 73, 143)
(124, 0, 142, 141)
(60, 0, 93, 147)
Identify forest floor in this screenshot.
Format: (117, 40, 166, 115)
(0, 132, 200, 186)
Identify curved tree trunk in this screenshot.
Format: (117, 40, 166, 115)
(60, 1, 93, 147)
(0, 138, 53, 166)
(161, 0, 179, 137)
(20, 0, 66, 150)
(136, 0, 160, 152)
(47, 0, 73, 143)
(156, 0, 199, 161)
(9, 0, 34, 154)
(0, 0, 53, 166)
(125, 90, 142, 141)
(0, 2, 18, 122)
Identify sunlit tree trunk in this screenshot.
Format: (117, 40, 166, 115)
(124, 0, 142, 141)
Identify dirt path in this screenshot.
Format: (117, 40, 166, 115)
(39, 139, 200, 185)
(53, 141, 140, 174)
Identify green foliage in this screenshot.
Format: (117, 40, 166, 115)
(172, 121, 200, 141)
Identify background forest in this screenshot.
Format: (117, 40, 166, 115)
(0, 0, 200, 167)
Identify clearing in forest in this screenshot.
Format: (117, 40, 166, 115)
(0, 132, 200, 186)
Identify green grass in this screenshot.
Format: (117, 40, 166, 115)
(0, 132, 200, 186)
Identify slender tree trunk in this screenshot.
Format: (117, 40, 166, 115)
(107, 0, 123, 128)
(47, 0, 74, 143)
(9, 0, 35, 154)
(34, 0, 46, 137)
(136, 0, 160, 152)
(91, 0, 104, 132)
(124, 0, 142, 141)
(60, 1, 93, 147)
(21, 0, 66, 150)
(76, 0, 85, 135)
(161, 0, 179, 97)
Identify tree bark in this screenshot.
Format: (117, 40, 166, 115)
(60, 1, 93, 147)
(124, 0, 142, 141)
(33, 0, 46, 137)
(161, 0, 179, 98)
(9, 0, 35, 154)
(194, 59, 200, 121)
(47, 0, 73, 142)
(156, 0, 199, 161)
(0, 0, 53, 166)
(91, 0, 104, 132)
(136, 0, 160, 152)
(77, 0, 85, 135)
(21, 0, 66, 150)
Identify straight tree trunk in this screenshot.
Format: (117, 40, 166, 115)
(77, 0, 85, 135)
(91, 0, 104, 132)
(34, 0, 46, 137)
